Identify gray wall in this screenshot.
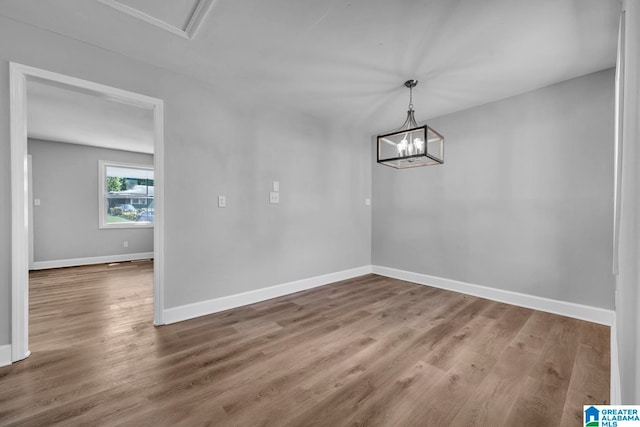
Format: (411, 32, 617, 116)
(372, 69, 615, 309)
(0, 17, 372, 345)
(28, 139, 154, 262)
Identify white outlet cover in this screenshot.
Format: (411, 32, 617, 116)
(34, 199, 41, 206)
(270, 192, 280, 204)
(218, 195, 226, 208)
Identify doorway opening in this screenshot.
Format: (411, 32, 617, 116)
(10, 63, 165, 362)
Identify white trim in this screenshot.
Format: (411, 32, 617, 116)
(163, 266, 373, 324)
(28, 154, 34, 270)
(10, 63, 29, 362)
(10, 62, 166, 359)
(372, 266, 615, 326)
(152, 101, 165, 326)
(0, 345, 12, 368)
(184, 0, 216, 38)
(97, 0, 216, 39)
(98, 160, 154, 229)
(613, 11, 625, 276)
(610, 318, 621, 404)
(30, 252, 154, 271)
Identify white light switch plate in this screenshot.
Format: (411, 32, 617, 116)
(273, 181, 280, 192)
(270, 192, 280, 204)
(218, 195, 226, 208)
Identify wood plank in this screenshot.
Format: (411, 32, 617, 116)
(0, 263, 610, 426)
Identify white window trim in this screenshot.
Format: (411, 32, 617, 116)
(99, 160, 154, 229)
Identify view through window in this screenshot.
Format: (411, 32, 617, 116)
(100, 161, 154, 228)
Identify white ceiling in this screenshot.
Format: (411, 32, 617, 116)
(27, 78, 154, 154)
(2, 0, 620, 142)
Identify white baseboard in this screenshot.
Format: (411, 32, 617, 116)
(610, 319, 621, 404)
(371, 266, 615, 326)
(163, 265, 373, 325)
(31, 252, 154, 270)
(0, 344, 12, 368)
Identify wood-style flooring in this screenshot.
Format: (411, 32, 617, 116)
(0, 261, 609, 426)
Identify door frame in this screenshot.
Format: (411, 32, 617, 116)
(28, 154, 33, 270)
(10, 62, 166, 362)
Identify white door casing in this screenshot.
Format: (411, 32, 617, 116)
(10, 62, 166, 362)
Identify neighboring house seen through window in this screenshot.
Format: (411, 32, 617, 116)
(99, 160, 154, 228)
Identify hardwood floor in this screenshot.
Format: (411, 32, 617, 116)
(0, 262, 609, 426)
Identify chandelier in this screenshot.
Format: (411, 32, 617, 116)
(377, 80, 444, 169)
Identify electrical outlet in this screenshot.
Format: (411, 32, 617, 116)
(270, 192, 280, 204)
(218, 195, 226, 208)
(34, 199, 41, 206)
(123, 241, 129, 248)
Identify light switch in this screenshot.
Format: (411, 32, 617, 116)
(34, 199, 41, 206)
(273, 181, 280, 192)
(365, 198, 371, 206)
(270, 192, 280, 204)
(218, 196, 226, 208)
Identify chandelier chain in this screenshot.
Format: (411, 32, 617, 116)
(409, 85, 413, 111)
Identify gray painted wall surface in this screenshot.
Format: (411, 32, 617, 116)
(28, 139, 154, 262)
(372, 69, 615, 309)
(0, 17, 372, 345)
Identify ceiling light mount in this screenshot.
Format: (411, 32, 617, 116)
(376, 79, 444, 169)
(404, 79, 418, 89)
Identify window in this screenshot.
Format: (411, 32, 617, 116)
(99, 160, 154, 228)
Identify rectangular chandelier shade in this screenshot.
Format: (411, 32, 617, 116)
(377, 125, 444, 169)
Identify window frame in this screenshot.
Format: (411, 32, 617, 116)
(98, 160, 154, 229)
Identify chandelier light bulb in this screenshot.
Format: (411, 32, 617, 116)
(398, 138, 408, 154)
(413, 137, 424, 152)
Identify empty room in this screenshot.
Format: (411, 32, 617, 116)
(0, 0, 639, 426)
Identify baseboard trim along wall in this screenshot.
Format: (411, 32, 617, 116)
(371, 266, 615, 326)
(31, 252, 154, 270)
(0, 345, 12, 368)
(163, 265, 373, 324)
(164, 264, 615, 327)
